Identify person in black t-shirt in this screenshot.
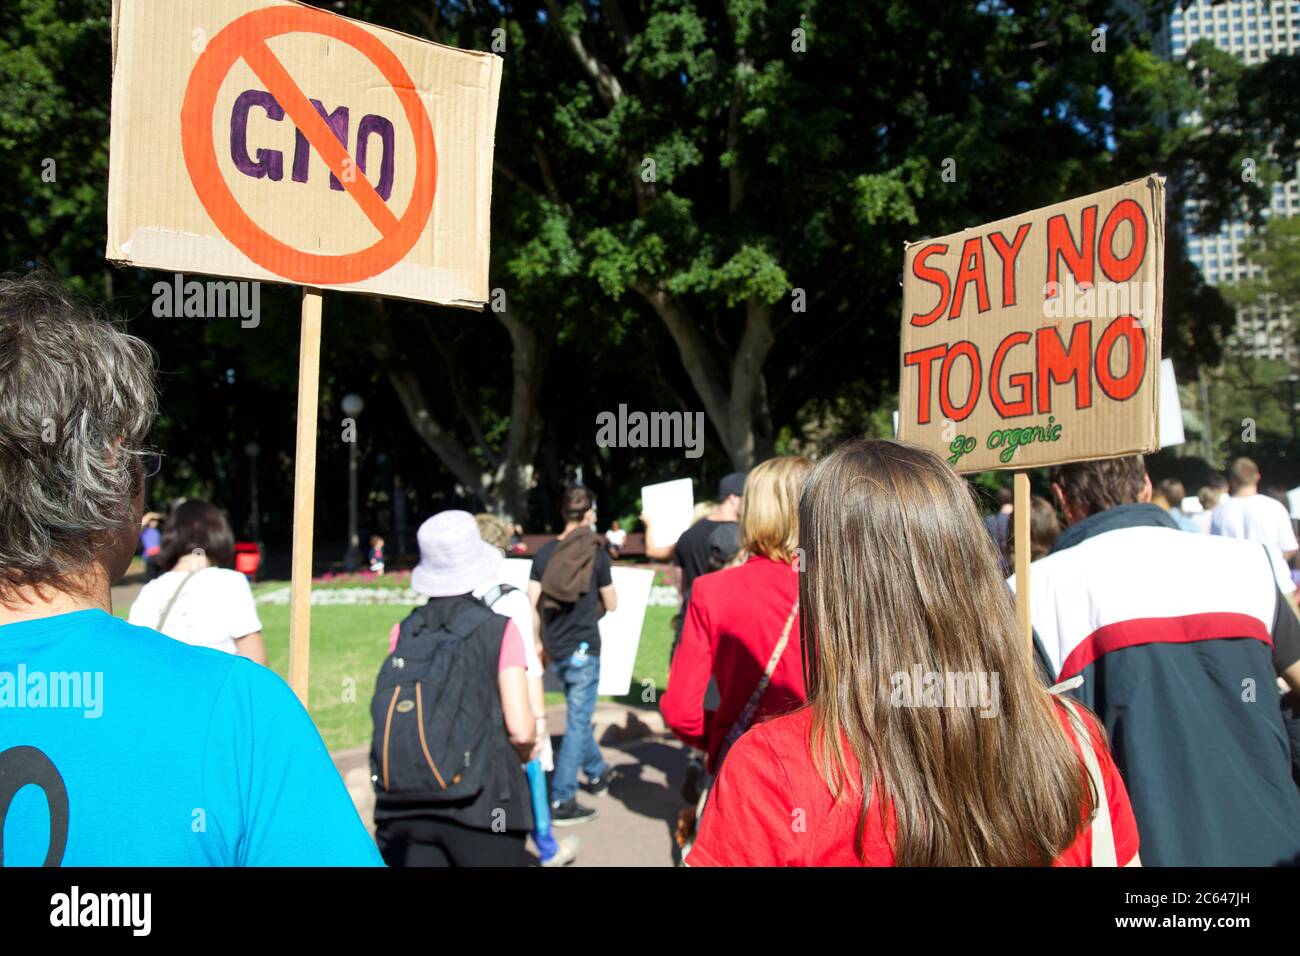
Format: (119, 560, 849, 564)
(528, 486, 617, 826)
(642, 471, 748, 661)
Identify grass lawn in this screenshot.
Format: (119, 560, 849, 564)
(254, 589, 677, 752)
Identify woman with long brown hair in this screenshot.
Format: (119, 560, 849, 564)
(688, 440, 1140, 866)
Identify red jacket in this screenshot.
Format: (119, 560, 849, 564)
(660, 555, 805, 771)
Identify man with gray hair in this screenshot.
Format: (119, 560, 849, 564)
(0, 273, 380, 866)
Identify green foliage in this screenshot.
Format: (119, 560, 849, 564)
(4, 0, 1300, 535)
(1223, 216, 1300, 312)
(1202, 355, 1299, 471)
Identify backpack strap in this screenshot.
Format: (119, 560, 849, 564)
(397, 597, 496, 652)
(1049, 679, 1118, 867)
(482, 583, 517, 609)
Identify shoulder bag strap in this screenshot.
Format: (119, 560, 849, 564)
(156, 569, 201, 631)
(723, 597, 800, 753)
(1053, 691, 1118, 867)
(685, 596, 801, 860)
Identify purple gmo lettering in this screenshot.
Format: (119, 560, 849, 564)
(228, 89, 396, 201)
(230, 90, 285, 180)
(292, 100, 348, 190)
(356, 114, 395, 202)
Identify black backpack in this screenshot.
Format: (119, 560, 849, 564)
(369, 597, 503, 805)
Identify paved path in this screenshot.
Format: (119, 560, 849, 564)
(334, 701, 689, 867)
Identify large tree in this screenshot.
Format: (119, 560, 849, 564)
(6, 0, 1300, 539)
(444, 0, 1300, 469)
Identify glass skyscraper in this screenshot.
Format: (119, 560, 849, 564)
(1154, 0, 1300, 364)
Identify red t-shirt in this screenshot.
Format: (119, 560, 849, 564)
(660, 555, 805, 771)
(689, 703, 1140, 867)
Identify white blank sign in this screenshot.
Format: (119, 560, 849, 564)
(640, 478, 695, 548)
(1159, 358, 1185, 448)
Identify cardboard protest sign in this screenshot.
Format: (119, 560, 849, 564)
(499, 559, 653, 697)
(107, 0, 502, 307)
(899, 176, 1165, 473)
(640, 478, 695, 548)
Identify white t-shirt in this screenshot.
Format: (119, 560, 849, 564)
(606, 528, 627, 548)
(128, 567, 263, 655)
(473, 580, 542, 677)
(1210, 493, 1299, 556)
(472, 579, 552, 770)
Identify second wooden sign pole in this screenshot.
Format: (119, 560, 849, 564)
(1014, 471, 1033, 656)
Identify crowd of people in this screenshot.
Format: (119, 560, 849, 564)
(4, 272, 1300, 868)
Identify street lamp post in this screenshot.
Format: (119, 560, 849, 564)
(244, 441, 260, 545)
(342, 393, 365, 571)
(394, 472, 407, 557)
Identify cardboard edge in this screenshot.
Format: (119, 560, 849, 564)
(1146, 173, 1167, 451)
(899, 174, 1165, 251)
(104, 0, 132, 263)
(110, 0, 121, 74)
(281, 0, 504, 64)
(477, 52, 505, 303)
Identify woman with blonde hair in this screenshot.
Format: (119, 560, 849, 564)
(661, 456, 813, 775)
(689, 440, 1140, 866)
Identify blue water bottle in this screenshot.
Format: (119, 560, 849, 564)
(573, 641, 589, 667)
(526, 759, 558, 862)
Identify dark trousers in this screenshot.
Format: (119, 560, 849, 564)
(376, 816, 530, 867)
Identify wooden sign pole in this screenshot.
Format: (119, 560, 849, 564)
(1013, 471, 1033, 656)
(288, 287, 323, 705)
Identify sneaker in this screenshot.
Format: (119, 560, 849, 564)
(582, 768, 615, 798)
(541, 836, 579, 867)
(550, 800, 598, 826)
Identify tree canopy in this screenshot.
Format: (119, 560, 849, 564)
(2, 0, 1297, 548)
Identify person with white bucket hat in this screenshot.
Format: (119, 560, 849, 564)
(370, 510, 537, 867)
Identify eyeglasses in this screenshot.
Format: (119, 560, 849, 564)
(139, 451, 163, 479)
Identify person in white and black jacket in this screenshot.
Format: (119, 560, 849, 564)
(1012, 454, 1300, 866)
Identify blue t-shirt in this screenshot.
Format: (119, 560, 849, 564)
(0, 609, 383, 866)
(1168, 507, 1201, 534)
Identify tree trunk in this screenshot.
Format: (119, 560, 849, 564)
(491, 307, 550, 524)
(366, 298, 548, 525)
(633, 281, 776, 468)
